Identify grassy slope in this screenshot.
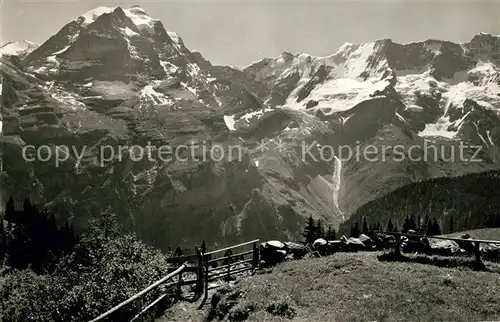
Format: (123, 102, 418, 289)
(222, 252, 500, 322)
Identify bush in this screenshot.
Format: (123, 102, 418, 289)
(0, 270, 58, 321)
(207, 285, 242, 321)
(0, 216, 173, 322)
(265, 297, 296, 319)
(228, 301, 255, 322)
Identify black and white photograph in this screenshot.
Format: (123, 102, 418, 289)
(0, 0, 500, 321)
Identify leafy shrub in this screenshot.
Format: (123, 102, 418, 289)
(0, 216, 173, 322)
(265, 297, 296, 319)
(207, 285, 242, 321)
(0, 269, 58, 321)
(228, 301, 255, 322)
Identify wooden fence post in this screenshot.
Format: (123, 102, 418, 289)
(195, 246, 203, 296)
(201, 241, 207, 256)
(203, 247, 209, 301)
(175, 271, 183, 302)
(252, 241, 258, 270)
(395, 234, 401, 257)
(474, 241, 482, 267)
(226, 251, 231, 281)
(134, 298, 143, 322)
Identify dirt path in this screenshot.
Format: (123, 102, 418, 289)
(156, 283, 224, 322)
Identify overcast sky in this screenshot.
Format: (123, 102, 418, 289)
(1, 0, 499, 67)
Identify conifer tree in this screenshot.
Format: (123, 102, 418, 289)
(0, 217, 5, 264)
(387, 219, 395, 232)
(316, 220, 325, 239)
(426, 218, 434, 235)
(362, 217, 369, 234)
(416, 215, 422, 233)
(422, 215, 429, 234)
(326, 225, 336, 240)
(4, 197, 15, 221)
(350, 222, 360, 238)
(3, 197, 78, 272)
(403, 215, 417, 232)
(302, 216, 316, 244)
(433, 218, 442, 235)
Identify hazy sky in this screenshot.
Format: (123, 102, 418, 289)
(1, 0, 499, 67)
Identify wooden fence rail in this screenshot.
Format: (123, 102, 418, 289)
(89, 239, 261, 320)
(207, 249, 254, 264)
(204, 239, 260, 256)
(198, 239, 260, 308)
(375, 231, 500, 266)
(89, 263, 187, 322)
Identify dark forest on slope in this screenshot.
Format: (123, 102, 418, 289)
(340, 170, 500, 235)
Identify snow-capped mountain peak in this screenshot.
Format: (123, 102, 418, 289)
(0, 40, 38, 58)
(124, 6, 158, 34)
(78, 5, 159, 34)
(79, 6, 117, 25)
(23, 5, 200, 83)
(15, 5, 238, 114)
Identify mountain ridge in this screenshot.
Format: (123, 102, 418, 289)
(1, 5, 500, 248)
(340, 169, 500, 235)
(0, 40, 39, 59)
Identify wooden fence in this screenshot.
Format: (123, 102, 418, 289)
(197, 239, 260, 308)
(375, 231, 500, 266)
(89, 239, 260, 321)
(89, 264, 190, 322)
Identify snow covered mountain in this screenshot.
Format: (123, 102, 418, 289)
(0, 40, 39, 59)
(1, 6, 499, 247)
(238, 35, 500, 139)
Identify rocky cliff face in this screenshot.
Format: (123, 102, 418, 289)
(1, 6, 499, 248)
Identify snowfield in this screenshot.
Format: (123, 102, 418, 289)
(0, 40, 38, 57)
